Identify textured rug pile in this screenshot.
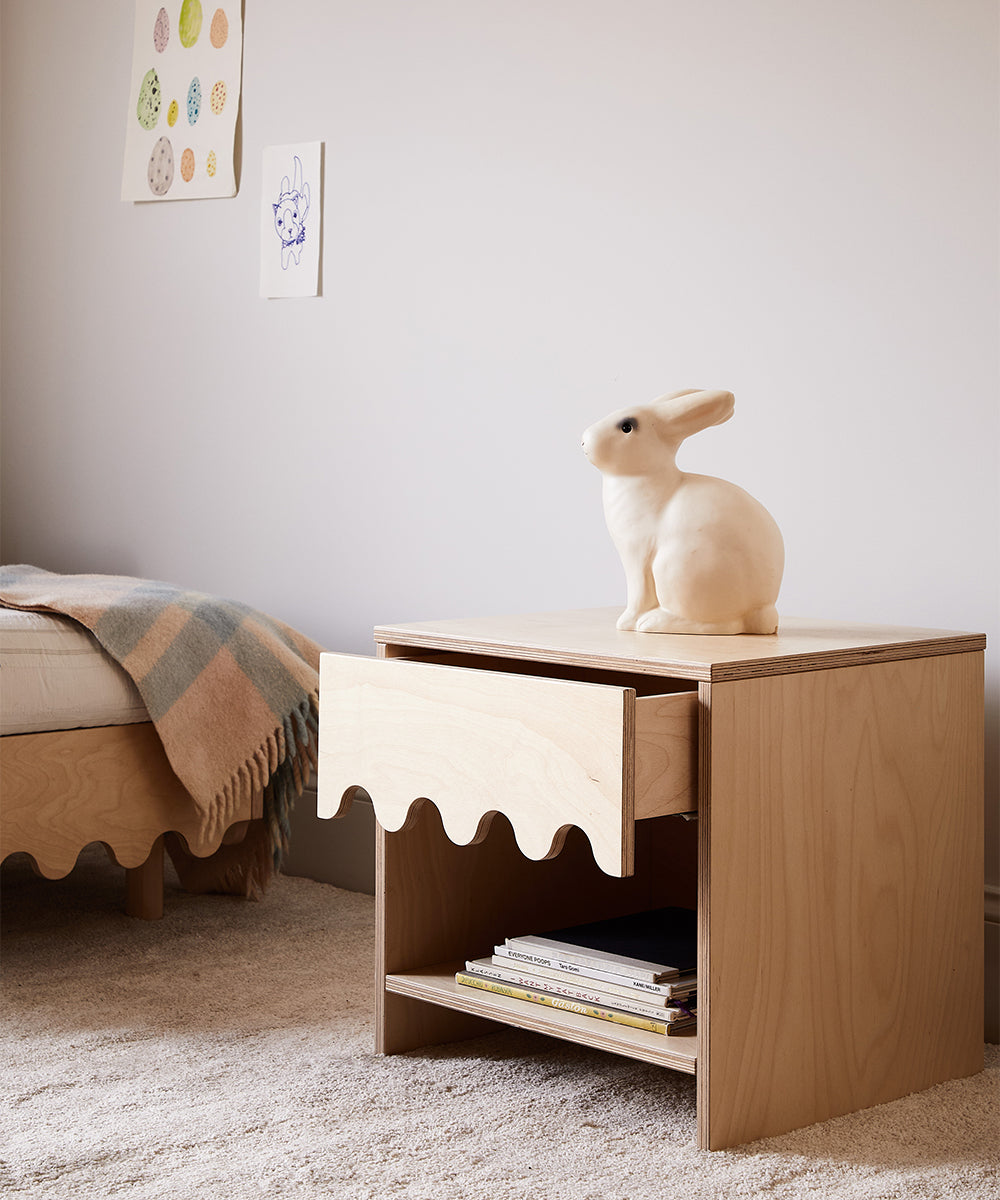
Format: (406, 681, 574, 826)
(2, 846, 997, 1199)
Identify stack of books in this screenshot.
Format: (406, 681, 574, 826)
(455, 906, 697, 1037)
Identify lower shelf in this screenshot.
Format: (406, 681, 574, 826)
(386, 964, 698, 1075)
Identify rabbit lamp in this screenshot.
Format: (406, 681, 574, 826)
(582, 389, 784, 635)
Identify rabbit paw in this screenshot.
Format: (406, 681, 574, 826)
(635, 606, 779, 635)
(636, 607, 735, 634)
(635, 607, 686, 633)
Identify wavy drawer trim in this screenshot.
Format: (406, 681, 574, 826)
(318, 653, 639, 877)
(333, 787, 580, 865)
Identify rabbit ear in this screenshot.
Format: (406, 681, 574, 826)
(652, 389, 735, 441)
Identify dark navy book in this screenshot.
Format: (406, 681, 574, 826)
(505, 906, 697, 982)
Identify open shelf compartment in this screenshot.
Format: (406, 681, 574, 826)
(376, 802, 700, 1067)
(387, 963, 697, 1074)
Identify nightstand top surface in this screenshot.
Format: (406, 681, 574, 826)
(373, 608, 985, 682)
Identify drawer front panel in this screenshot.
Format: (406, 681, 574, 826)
(318, 653, 698, 876)
(320, 653, 634, 875)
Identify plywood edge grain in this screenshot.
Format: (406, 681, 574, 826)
(373, 611, 985, 683)
(705, 632, 987, 682)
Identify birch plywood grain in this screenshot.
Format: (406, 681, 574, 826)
(1, 724, 261, 878)
(634, 691, 698, 818)
(375, 610, 985, 682)
(320, 653, 641, 875)
(1, 724, 254, 875)
(699, 653, 984, 1149)
(368, 650, 700, 821)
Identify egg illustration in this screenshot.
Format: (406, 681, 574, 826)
(147, 136, 174, 196)
(178, 0, 203, 48)
(209, 8, 228, 48)
(167, 99, 179, 127)
(180, 148, 196, 182)
(136, 68, 161, 130)
(206, 150, 217, 177)
(186, 77, 202, 125)
(153, 7, 170, 52)
(209, 80, 226, 115)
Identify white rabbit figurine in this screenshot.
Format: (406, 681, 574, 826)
(582, 389, 784, 635)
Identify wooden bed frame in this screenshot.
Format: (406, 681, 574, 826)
(1, 722, 260, 919)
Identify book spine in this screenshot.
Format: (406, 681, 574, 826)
(504, 937, 666, 982)
(455, 972, 672, 1035)
(495, 946, 695, 998)
(467, 960, 690, 1022)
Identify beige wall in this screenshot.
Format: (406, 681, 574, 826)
(2, 0, 997, 1035)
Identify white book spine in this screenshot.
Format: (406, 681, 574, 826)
(505, 935, 672, 981)
(490, 950, 694, 1005)
(494, 945, 695, 998)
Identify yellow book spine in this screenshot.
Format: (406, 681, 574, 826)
(456, 972, 671, 1035)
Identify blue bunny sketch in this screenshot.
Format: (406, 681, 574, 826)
(273, 155, 310, 269)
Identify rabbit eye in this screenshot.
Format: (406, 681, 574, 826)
(619, 419, 637, 434)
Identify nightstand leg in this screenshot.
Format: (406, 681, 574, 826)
(124, 835, 164, 920)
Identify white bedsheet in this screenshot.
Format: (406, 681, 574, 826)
(0, 609, 149, 735)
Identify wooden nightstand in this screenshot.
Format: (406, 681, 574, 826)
(317, 609, 985, 1150)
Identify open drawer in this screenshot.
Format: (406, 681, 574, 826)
(317, 652, 698, 876)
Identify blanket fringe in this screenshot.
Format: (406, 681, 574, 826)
(169, 692, 320, 899)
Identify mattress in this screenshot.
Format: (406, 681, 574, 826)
(0, 609, 149, 735)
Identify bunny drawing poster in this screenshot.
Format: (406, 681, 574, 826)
(582, 389, 784, 634)
(260, 142, 322, 298)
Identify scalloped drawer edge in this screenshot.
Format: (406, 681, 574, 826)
(318, 653, 698, 876)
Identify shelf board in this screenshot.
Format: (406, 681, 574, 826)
(386, 965, 697, 1075)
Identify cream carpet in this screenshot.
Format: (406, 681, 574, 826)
(2, 846, 997, 1200)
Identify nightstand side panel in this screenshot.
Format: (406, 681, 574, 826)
(700, 652, 984, 1149)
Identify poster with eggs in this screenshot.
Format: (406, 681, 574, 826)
(122, 1, 243, 201)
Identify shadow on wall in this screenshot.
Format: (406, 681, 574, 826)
(283, 784, 375, 895)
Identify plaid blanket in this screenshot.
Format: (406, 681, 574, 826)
(0, 565, 324, 897)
